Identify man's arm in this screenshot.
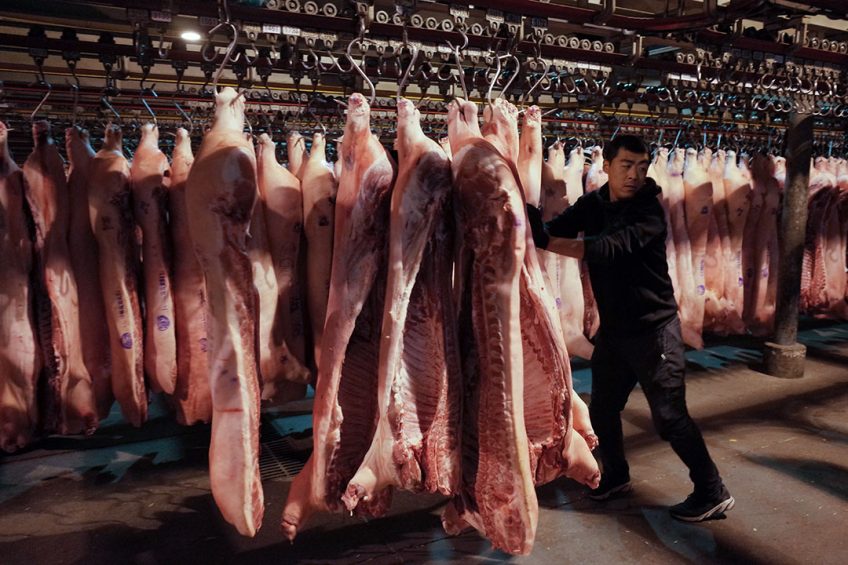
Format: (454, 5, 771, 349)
(544, 199, 587, 239)
(547, 237, 585, 259)
(583, 205, 665, 265)
(526, 195, 588, 251)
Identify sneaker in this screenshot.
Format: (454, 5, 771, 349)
(670, 486, 735, 522)
(588, 476, 632, 501)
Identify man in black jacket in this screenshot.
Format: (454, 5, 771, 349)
(526, 135, 734, 522)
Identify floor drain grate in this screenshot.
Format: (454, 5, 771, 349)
(259, 436, 309, 481)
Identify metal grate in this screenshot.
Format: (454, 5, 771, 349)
(259, 436, 310, 481)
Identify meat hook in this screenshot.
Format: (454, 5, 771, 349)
(397, 43, 419, 101)
(100, 95, 122, 125)
(30, 77, 52, 121)
(174, 101, 193, 134)
(444, 28, 469, 100)
(345, 37, 377, 106)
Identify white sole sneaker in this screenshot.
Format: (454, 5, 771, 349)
(671, 495, 736, 522)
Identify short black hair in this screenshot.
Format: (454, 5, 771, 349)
(603, 135, 650, 162)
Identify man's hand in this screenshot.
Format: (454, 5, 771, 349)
(525, 204, 550, 250)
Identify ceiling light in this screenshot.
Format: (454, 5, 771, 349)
(181, 30, 202, 42)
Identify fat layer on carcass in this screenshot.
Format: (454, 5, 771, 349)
(130, 123, 177, 394)
(186, 87, 264, 537)
(342, 97, 461, 512)
(256, 133, 310, 398)
(88, 124, 146, 427)
(168, 128, 212, 425)
(281, 93, 396, 541)
(66, 127, 112, 419)
(300, 132, 337, 369)
(441, 97, 537, 556)
(22, 120, 97, 435)
(0, 121, 41, 451)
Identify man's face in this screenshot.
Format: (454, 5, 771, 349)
(603, 148, 650, 201)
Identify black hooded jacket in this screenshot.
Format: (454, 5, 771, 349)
(544, 177, 678, 336)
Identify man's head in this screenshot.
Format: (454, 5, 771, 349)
(602, 135, 651, 201)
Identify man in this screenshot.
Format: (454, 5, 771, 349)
(526, 135, 734, 522)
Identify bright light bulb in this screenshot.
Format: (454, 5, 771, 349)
(181, 30, 202, 42)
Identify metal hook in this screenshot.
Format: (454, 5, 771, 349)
(242, 37, 259, 66)
(346, 38, 376, 106)
(218, 0, 231, 24)
(174, 101, 193, 134)
(208, 19, 239, 92)
(30, 80, 52, 122)
(445, 28, 469, 100)
(486, 55, 501, 105)
(397, 44, 419, 100)
(100, 95, 121, 124)
(520, 58, 550, 106)
(492, 55, 521, 102)
(69, 81, 79, 126)
(487, 53, 521, 105)
(140, 82, 158, 125)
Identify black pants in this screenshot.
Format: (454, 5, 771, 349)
(589, 316, 723, 498)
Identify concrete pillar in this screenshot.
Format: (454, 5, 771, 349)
(763, 111, 812, 379)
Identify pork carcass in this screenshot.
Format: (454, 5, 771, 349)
(88, 124, 146, 427)
(649, 147, 681, 307)
(538, 141, 569, 332)
(741, 154, 764, 327)
(836, 159, 848, 190)
(66, 127, 112, 418)
(22, 120, 98, 434)
(802, 165, 841, 316)
(0, 121, 41, 451)
(281, 92, 396, 540)
(256, 133, 311, 397)
(511, 113, 599, 485)
(837, 180, 848, 319)
(801, 162, 829, 312)
(185, 87, 263, 537)
(521, 204, 599, 488)
(821, 184, 846, 318)
(481, 97, 520, 164)
(439, 136, 452, 160)
(703, 149, 736, 334)
(539, 140, 593, 360)
(721, 151, 751, 333)
(130, 123, 177, 394)
(564, 145, 599, 339)
(443, 97, 537, 555)
(168, 128, 211, 425)
(541, 141, 568, 218)
(585, 146, 608, 192)
(343, 97, 460, 511)
(518, 106, 543, 207)
(666, 148, 701, 348)
(300, 132, 337, 369)
(701, 154, 723, 332)
(682, 147, 713, 346)
(745, 154, 780, 335)
(773, 156, 787, 190)
(247, 157, 294, 398)
(287, 131, 308, 180)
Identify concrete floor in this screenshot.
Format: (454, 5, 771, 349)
(1, 320, 847, 565)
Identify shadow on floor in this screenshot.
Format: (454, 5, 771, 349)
(744, 456, 848, 502)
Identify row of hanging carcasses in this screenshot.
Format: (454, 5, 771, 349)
(0, 114, 335, 452)
(539, 141, 848, 357)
